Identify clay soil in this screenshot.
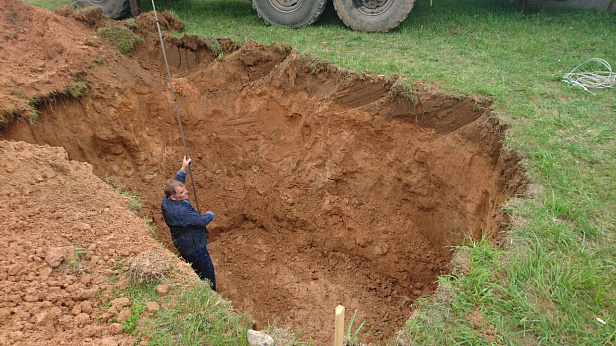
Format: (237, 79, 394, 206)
(0, 1, 527, 345)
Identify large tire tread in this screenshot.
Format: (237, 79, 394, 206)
(251, 0, 328, 28)
(72, 0, 131, 20)
(333, 0, 414, 32)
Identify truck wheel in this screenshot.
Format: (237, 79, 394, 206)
(252, 0, 328, 28)
(333, 0, 414, 32)
(72, 0, 131, 20)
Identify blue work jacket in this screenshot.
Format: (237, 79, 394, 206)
(161, 171, 213, 256)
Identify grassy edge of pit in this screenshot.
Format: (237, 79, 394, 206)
(0, 80, 89, 128)
(101, 273, 253, 345)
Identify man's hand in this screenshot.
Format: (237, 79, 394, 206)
(205, 211, 215, 219)
(180, 156, 191, 173)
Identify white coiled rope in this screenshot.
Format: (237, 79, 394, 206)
(562, 58, 615, 96)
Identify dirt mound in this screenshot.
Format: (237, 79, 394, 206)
(55, 6, 108, 29)
(0, 0, 102, 120)
(0, 140, 189, 345)
(0, 2, 527, 344)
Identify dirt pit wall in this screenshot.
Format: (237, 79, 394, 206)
(0, 3, 526, 344)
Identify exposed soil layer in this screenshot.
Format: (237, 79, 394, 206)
(0, 2, 527, 344)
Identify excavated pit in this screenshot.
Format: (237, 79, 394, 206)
(0, 4, 526, 344)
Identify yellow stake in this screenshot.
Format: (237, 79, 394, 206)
(334, 305, 345, 346)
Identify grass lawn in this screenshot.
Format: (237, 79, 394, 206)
(24, 0, 616, 344)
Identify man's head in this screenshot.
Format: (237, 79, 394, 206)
(164, 180, 188, 201)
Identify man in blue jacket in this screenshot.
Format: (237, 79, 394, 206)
(161, 156, 216, 291)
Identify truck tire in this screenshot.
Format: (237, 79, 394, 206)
(252, 0, 328, 28)
(333, 0, 414, 32)
(72, 0, 131, 20)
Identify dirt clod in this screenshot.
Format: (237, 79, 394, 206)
(155, 283, 169, 296)
(145, 301, 160, 313)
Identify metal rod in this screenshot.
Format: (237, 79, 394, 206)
(151, 0, 201, 213)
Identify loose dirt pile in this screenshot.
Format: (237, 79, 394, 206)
(0, 140, 191, 346)
(0, 1, 526, 344)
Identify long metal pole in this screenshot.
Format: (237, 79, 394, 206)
(151, 0, 201, 213)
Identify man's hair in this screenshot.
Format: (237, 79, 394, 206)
(164, 180, 184, 198)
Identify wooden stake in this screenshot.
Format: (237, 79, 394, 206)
(334, 305, 345, 346)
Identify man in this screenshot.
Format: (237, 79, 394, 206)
(161, 156, 216, 291)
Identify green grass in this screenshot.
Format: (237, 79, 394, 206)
(145, 284, 252, 345)
(100, 271, 253, 344)
(106, 178, 145, 214)
(22, 0, 69, 10)
(119, 282, 159, 334)
(22, 0, 616, 344)
(105, 180, 160, 239)
(19, 81, 89, 125)
(97, 21, 144, 55)
(60, 246, 92, 274)
(63, 81, 88, 98)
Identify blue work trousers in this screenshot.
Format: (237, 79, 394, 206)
(172, 236, 216, 291)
